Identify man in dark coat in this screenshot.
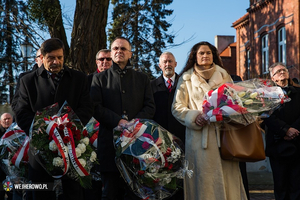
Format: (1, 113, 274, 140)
(264, 62, 300, 200)
(14, 38, 93, 200)
(87, 49, 112, 88)
(90, 37, 155, 200)
(151, 52, 185, 200)
(151, 52, 185, 145)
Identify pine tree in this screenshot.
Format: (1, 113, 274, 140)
(0, 0, 32, 104)
(108, 0, 174, 79)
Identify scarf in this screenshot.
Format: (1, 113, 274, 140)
(194, 63, 216, 81)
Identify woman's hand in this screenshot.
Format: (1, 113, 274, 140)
(195, 114, 209, 127)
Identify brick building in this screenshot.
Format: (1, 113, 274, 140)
(232, 0, 299, 81)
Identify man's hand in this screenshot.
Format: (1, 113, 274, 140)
(286, 127, 299, 139)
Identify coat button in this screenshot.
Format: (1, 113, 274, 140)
(122, 90, 125, 94)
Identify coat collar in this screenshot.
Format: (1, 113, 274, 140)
(182, 65, 229, 92)
(37, 65, 72, 77)
(156, 73, 179, 87)
(112, 61, 133, 74)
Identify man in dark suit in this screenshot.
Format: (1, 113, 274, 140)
(264, 62, 300, 200)
(87, 49, 112, 88)
(14, 38, 93, 200)
(90, 37, 155, 200)
(151, 52, 185, 200)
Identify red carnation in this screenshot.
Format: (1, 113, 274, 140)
(165, 147, 172, 156)
(138, 170, 145, 175)
(82, 129, 88, 137)
(63, 136, 70, 144)
(133, 158, 139, 165)
(75, 132, 81, 141)
(66, 122, 73, 128)
(153, 178, 160, 184)
(58, 124, 64, 130)
(168, 163, 173, 170)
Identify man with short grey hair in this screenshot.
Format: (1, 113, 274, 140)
(264, 62, 300, 199)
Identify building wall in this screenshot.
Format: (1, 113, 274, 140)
(234, 0, 300, 80)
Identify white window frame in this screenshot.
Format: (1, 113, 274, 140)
(261, 34, 269, 73)
(247, 49, 251, 79)
(278, 27, 286, 64)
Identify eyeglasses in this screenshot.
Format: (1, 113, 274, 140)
(97, 57, 112, 61)
(112, 46, 130, 51)
(272, 68, 288, 77)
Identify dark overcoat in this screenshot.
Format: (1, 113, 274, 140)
(151, 74, 186, 144)
(264, 79, 300, 157)
(90, 62, 155, 172)
(15, 65, 93, 134)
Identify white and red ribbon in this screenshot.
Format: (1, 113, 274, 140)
(204, 84, 245, 122)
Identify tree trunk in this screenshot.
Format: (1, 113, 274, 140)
(44, 0, 70, 59)
(69, 0, 109, 74)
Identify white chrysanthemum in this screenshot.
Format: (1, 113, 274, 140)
(90, 151, 97, 162)
(159, 177, 172, 186)
(149, 165, 159, 173)
(53, 157, 64, 167)
(78, 158, 86, 168)
(49, 140, 58, 151)
(77, 143, 86, 154)
(80, 137, 90, 146)
(75, 147, 82, 158)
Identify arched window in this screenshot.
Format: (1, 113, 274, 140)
(278, 27, 286, 64)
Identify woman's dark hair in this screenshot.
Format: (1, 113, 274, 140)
(40, 38, 65, 56)
(179, 41, 223, 77)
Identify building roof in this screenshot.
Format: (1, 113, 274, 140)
(220, 42, 236, 57)
(232, 13, 249, 28)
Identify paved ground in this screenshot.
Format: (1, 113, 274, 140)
(248, 172, 275, 200)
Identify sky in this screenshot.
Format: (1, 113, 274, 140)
(59, 0, 250, 74)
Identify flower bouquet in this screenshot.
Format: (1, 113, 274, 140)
(113, 119, 193, 200)
(82, 117, 101, 181)
(202, 78, 290, 126)
(29, 101, 97, 188)
(0, 123, 29, 185)
(83, 117, 99, 149)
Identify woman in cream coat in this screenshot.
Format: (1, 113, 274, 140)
(172, 41, 247, 200)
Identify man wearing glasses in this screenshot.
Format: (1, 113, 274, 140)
(264, 62, 300, 199)
(88, 49, 112, 87)
(90, 37, 155, 199)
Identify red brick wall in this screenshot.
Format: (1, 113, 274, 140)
(234, 0, 300, 80)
